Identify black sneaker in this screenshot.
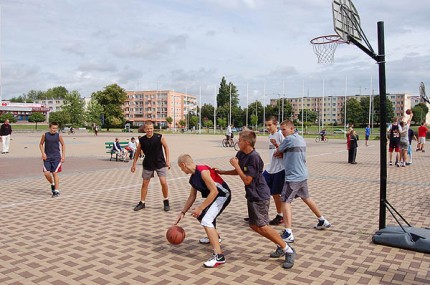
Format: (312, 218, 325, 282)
(134, 201, 145, 211)
(269, 246, 284, 258)
(243, 217, 249, 221)
(51, 190, 60, 198)
(269, 215, 284, 225)
(283, 247, 296, 269)
(51, 184, 55, 192)
(163, 200, 170, 211)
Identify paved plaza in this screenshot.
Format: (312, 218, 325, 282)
(0, 131, 429, 285)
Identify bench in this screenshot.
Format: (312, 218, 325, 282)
(105, 142, 129, 161)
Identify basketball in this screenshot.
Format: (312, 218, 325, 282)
(166, 225, 186, 245)
(406, 109, 411, 115)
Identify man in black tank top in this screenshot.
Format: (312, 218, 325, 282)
(39, 122, 66, 197)
(131, 121, 171, 211)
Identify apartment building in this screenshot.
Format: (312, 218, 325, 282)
(271, 93, 425, 124)
(123, 90, 197, 128)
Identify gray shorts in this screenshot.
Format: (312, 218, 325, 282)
(399, 141, 408, 150)
(247, 199, 270, 227)
(281, 180, 310, 203)
(142, 167, 167, 180)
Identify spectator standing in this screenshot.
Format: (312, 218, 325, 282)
(417, 122, 428, 152)
(0, 119, 12, 154)
(365, 125, 371, 146)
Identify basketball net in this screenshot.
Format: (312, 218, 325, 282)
(311, 35, 345, 64)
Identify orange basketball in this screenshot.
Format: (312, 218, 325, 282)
(406, 109, 411, 115)
(166, 225, 186, 245)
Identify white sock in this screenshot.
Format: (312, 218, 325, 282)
(277, 213, 283, 217)
(141, 200, 145, 203)
(319, 216, 325, 221)
(163, 198, 169, 201)
(285, 228, 292, 234)
(283, 245, 293, 254)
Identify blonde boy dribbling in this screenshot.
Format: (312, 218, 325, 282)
(216, 130, 296, 269)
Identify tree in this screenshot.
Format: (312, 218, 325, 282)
(178, 119, 186, 128)
(0, 113, 17, 123)
(45, 86, 68, 99)
(216, 77, 239, 108)
(49, 111, 71, 129)
(189, 115, 199, 129)
(166, 116, 173, 128)
(85, 98, 104, 127)
(92, 84, 127, 131)
(340, 98, 363, 125)
(25, 90, 44, 102)
(28, 112, 46, 129)
(247, 101, 264, 127)
(203, 118, 213, 129)
(250, 114, 258, 130)
(372, 95, 395, 126)
(62, 90, 85, 126)
(298, 109, 318, 123)
(217, 117, 227, 130)
(412, 103, 429, 124)
(201, 104, 215, 122)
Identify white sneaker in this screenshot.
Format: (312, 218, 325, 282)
(199, 237, 222, 244)
(203, 254, 225, 268)
(314, 219, 331, 230)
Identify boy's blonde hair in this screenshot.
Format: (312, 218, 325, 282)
(239, 130, 256, 147)
(177, 154, 193, 165)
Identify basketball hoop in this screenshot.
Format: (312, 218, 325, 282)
(310, 34, 346, 64)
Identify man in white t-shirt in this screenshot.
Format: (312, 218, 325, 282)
(263, 116, 286, 226)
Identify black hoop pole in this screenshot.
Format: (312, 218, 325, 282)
(377, 21, 387, 230)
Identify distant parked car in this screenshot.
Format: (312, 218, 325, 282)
(333, 128, 346, 134)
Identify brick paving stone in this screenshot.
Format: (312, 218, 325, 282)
(0, 133, 429, 284)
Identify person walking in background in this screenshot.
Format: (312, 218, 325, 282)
(131, 121, 171, 212)
(94, 125, 99, 136)
(39, 122, 66, 197)
(0, 119, 12, 154)
(417, 121, 428, 152)
(365, 124, 371, 146)
(274, 120, 331, 244)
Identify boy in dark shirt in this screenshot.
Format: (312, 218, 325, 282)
(39, 122, 66, 197)
(217, 130, 296, 269)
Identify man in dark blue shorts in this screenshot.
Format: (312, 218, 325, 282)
(39, 122, 66, 197)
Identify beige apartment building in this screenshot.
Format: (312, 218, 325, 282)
(123, 90, 197, 128)
(272, 93, 426, 125)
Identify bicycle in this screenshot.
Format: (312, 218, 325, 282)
(315, 136, 328, 143)
(222, 137, 240, 151)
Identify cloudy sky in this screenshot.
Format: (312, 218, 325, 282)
(1, 0, 430, 106)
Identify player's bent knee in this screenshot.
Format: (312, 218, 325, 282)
(201, 219, 215, 228)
